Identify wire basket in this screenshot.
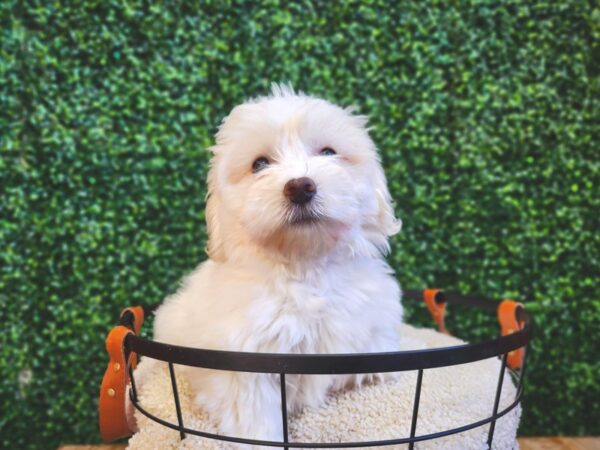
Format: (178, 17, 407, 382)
(99, 288, 532, 449)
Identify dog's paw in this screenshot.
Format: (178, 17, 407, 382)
(377, 371, 401, 384)
(349, 371, 399, 388)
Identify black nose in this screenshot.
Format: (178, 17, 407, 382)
(284, 177, 317, 205)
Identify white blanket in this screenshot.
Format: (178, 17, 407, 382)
(127, 324, 520, 449)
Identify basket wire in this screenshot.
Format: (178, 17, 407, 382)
(120, 290, 532, 449)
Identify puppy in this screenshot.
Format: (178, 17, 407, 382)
(153, 84, 403, 443)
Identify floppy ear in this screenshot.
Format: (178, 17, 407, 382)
(205, 156, 226, 262)
(364, 162, 402, 253)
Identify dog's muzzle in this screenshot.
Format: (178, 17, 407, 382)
(284, 177, 316, 205)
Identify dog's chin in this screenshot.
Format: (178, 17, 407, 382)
(287, 209, 322, 227)
(251, 211, 350, 261)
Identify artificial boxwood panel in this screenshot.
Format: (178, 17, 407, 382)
(1, 1, 598, 448)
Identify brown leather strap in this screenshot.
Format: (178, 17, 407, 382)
(423, 288, 449, 334)
(120, 306, 145, 335)
(99, 325, 135, 442)
(498, 300, 525, 369)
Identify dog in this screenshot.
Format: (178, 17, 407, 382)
(153, 84, 403, 444)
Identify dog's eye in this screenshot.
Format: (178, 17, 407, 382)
(319, 147, 336, 156)
(252, 157, 270, 173)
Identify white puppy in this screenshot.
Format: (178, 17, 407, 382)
(153, 85, 403, 443)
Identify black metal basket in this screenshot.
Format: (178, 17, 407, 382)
(112, 289, 532, 449)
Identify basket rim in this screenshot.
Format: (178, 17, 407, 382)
(123, 291, 532, 374)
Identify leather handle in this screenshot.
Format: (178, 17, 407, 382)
(423, 289, 449, 335)
(99, 324, 136, 441)
(498, 300, 525, 369)
(120, 306, 145, 335)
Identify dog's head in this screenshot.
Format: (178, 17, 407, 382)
(206, 85, 400, 263)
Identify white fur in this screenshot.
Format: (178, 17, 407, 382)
(153, 84, 403, 443)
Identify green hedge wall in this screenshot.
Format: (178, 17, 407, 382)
(1, 1, 598, 448)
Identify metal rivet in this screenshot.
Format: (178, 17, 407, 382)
(107, 388, 116, 397)
(113, 363, 121, 372)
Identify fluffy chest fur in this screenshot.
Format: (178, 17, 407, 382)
(154, 257, 402, 357)
(153, 255, 402, 423)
